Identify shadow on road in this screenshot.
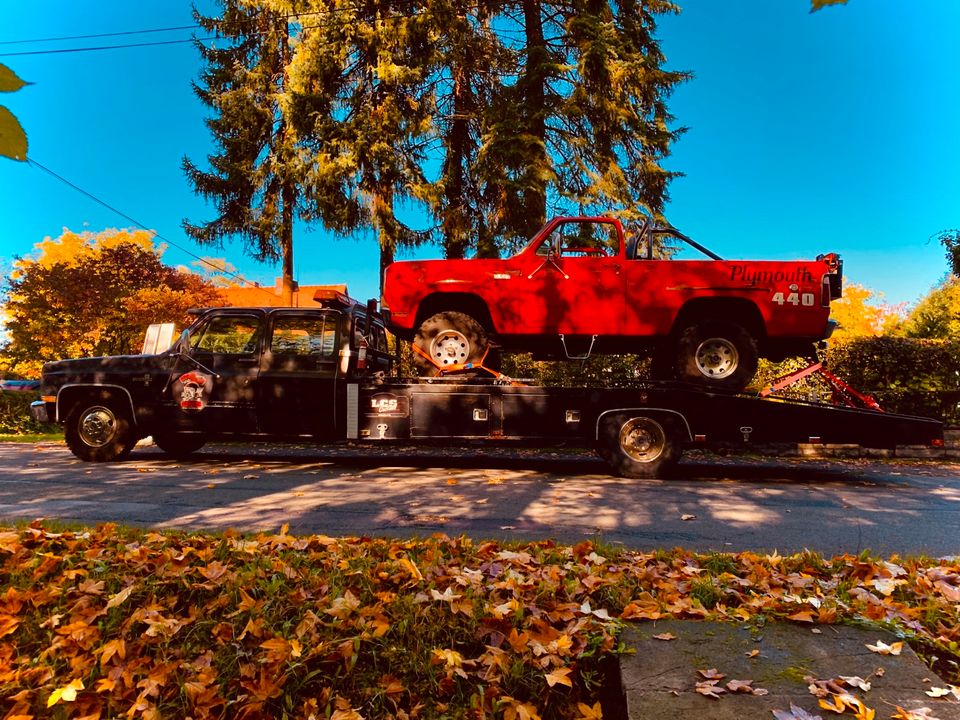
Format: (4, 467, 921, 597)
(134, 443, 906, 487)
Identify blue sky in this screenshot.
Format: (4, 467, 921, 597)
(1, 0, 957, 308)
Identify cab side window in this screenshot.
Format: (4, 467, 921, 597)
(192, 315, 262, 355)
(271, 315, 337, 358)
(539, 221, 619, 258)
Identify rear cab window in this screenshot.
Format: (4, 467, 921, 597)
(270, 314, 339, 358)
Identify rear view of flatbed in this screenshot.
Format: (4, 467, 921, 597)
(355, 380, 944, 478)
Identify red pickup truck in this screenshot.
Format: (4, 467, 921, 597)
(382, 217, 842, 390)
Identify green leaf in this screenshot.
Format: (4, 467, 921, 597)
(810, 0, 849, 11)
(0, 105, 28, 161)
(0, 63, 30, 93)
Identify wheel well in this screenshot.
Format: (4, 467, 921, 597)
(57, 386, 136, 427)
(415, 293, 495, 332)
(671, 298, 765, 339)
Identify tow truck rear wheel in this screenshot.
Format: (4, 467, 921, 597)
(64, 398, 136, 462)
(413, 311, 497, 376)
(598, 414, 681, 479)
(675, 321, 758, 391)
(152, 432, 206, 458)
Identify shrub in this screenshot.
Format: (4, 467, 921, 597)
(0, 391, 58, 434)
(825, 337, 960, 423)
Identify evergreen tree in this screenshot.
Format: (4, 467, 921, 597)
(196, 0, 686, 274)
(282, 0, 436, 292)
(182, 1, 300, 303)
(428, 0, 507, 258)
(476, 0, 687, 252)
(556, 0, 688, 222)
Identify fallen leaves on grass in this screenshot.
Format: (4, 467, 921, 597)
(1, 525, 959, 719)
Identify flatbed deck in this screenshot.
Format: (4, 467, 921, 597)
(353, 380, 943, 477)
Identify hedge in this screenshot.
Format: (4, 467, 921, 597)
(818, 337, 959, 423)
(0, 391, 58, 435)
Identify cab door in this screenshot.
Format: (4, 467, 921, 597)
(521, 219, 625, 335)
(257, 310, 340, 437)
(169, 311, 264, 433)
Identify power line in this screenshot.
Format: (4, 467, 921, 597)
(0, 4, 498, 57)
(27, 158, 277, 299)
(0, 38, 215, 57)
(0, 24, 198, 45)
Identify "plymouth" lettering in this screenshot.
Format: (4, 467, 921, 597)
(730, 265, 813, 286)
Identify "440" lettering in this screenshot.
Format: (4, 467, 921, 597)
(771, 291, 815, 307)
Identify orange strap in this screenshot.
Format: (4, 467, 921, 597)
(412, 342, 521, 385)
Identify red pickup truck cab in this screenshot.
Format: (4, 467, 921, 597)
(382, 217, 842, 390)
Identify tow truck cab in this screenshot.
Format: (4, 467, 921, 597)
(32, 290, 391, 461)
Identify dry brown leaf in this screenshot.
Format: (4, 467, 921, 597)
(865, 640, 903, 656)
(544, 667, 573, 688)
(839, 676, 872, 692)
(652, 632, 676, 641)
(695, 680, 725, 699)
(892, 707, 941, 720)
(772, 704, 823, 720)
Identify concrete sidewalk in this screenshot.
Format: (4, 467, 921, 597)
(616, 621, 960, 719)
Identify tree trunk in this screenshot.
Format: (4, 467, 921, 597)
(520, 0, 548, 237)
(281, 179, 295, 305)
(442, 61, 470, 259)
(279, 19, 295, 306)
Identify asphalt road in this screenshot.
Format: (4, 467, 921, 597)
(1, 441, 958, 556)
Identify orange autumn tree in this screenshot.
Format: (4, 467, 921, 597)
(828, 282, 903, 339)
(1, 229, 224, 378)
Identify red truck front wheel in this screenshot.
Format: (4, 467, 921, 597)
(413, 311, 495, 376)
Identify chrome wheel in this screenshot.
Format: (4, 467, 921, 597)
(430, 329, 471, 366)
(618, 417, 666, 463)
(694, 337, 739, 380)
(78, 405, 118, 447)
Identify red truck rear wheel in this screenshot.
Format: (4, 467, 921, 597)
(675, 321, 758, 391)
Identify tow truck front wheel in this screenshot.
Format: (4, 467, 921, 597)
(675, 321, 758, 391)
(65, 399, 136, 462)
(598, 414, 682, 479)
(152, 432, 206, 458)
(413, 311, 497, 376)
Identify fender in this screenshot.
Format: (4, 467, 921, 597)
(55, 383, 138, 426)
(595, 407, 693, 442)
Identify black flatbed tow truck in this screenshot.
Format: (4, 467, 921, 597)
(32, 294, 944, 478)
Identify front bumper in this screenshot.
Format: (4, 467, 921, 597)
(30, 400, 50, 423)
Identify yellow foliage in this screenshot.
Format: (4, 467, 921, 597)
(18, 228, 159, 273)
(829, 282, 903, 339)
